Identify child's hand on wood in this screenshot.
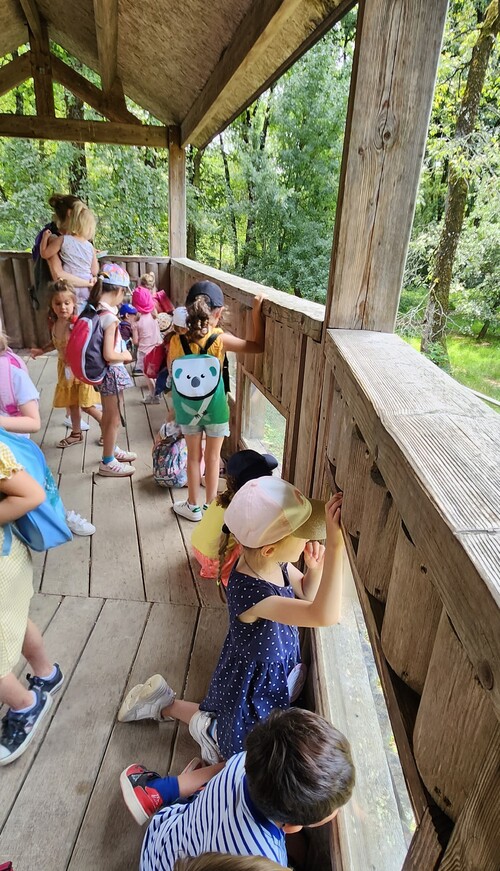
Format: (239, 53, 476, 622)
(252, 294, 264, 314)
(325, 492, 343, 549)
(30, 347, 43, 358)
(303, 539, 326, 571)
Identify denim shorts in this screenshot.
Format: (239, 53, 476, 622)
(180, 422, 230, 438)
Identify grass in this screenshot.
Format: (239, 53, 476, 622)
(404, 332, 500, 408)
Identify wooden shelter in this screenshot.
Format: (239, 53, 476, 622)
(0, 2, 499, 870)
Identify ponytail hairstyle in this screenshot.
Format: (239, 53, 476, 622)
(186, 295, 212, 342)
(67, 201, 96, 241)
(216, 474, 242, 587)
(173, 854, 289, 871)
(89, 263, 130, 308)
(48, 193, 82, 230)
(139, 271, 156, 291)
(48, 280, 77, 322)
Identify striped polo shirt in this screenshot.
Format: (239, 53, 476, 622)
(140, 752, 287, 870)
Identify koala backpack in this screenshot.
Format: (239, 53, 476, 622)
(171, 333, 229, 427)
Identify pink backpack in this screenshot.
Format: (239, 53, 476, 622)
(153, 290, 174, 314)
(0, 350, 29, 416)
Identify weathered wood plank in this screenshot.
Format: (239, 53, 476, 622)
(356, 463, 399, 602)
(169, 126, 187, 259)
(0, 595, 103, 832)
(124, 388, 198, 605)
(68, 603, 198, 871)
(325, 0, 448, 331)
(0, 114, 169, 147)
(381, 524, 442, 694)
(401, 808, 445, 870)
(439, 725, 500, 871)
(171, 259, 324, 341)
(0, 50, 31, 97)
(11, 252, 37, 348)
(42, 473, 92, 597)
(0, 599, 147, 869)
(0, 256, 23, 347)
(326, 330, 500, 717)
(170, 606, 228, 770)
(292, 337, 324, 495)
(91, 475, 143, 600)
(414, 611, 498, 821)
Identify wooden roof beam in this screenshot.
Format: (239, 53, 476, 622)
(0, 114, 168, 147)
(28, 18, 54, 117)
(50, 55, 139, 125)
(18, 0, 42, 44)
(180, 0, 297, 147)
(0, 50, 32, 98)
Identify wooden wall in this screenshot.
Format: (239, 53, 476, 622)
(317, 330, 500, 871)
(170, 257, 325, 491)
(0, 252, 171, 347)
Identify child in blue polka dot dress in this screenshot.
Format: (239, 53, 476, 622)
(119, 478, 343, 764)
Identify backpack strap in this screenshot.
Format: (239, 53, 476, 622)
(179, 332, 219, 356)
(179, 334, 192, 356)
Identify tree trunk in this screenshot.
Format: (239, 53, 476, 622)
(421, 0, 499, 366)
(64, 68, 88, 197)
(11, 50, 24, 114)
(219, 133, 239, 267)
(476, 319, 490, 340)
(187, 146, 205, 260)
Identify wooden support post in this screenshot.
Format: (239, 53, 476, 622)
(29, 20, 54, 117)
(324, 0, 448, 332)
(168, 127, 187, 258)
(0, 114, 168, 147)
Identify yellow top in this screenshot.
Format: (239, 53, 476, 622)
(191, 501, 236, 558)
(169, 328, 224, 368)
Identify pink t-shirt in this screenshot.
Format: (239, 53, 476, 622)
(135, 312, 161, 355)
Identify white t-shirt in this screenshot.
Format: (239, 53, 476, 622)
(0, 367, 39, 438)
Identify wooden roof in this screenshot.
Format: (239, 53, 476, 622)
(0, 0, 348, 147)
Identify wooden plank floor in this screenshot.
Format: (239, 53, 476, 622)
(0, 355, 227, 871)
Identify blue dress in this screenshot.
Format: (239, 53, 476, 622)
(199, 563, 300, 760)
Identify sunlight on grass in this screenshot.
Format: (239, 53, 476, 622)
(404, 334, 500, 409)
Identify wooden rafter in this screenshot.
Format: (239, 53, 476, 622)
(0, 51, 32, 98)
(28, 19, 54, 117)
(180, 0, 294, 146)
(0, 114, 168, 147)
(18, 0, 42, 44)
(50, 55, 139, 125)
(92, 0, 119, 94)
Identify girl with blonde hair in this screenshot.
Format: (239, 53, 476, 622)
(40, 200, 98, 312)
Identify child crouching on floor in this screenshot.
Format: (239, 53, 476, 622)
(120, 707, 355, 871)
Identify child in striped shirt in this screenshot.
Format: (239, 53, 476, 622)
(119, 707, 355, 871)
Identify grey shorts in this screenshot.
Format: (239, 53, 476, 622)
(180, 422, 230, 438)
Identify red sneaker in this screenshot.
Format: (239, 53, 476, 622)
(120, 764, 163, 825)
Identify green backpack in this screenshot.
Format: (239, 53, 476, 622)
(171, 333, 229, 427)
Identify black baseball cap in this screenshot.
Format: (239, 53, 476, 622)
(186, 280, 224, 309)
(226, 449, 278, 489)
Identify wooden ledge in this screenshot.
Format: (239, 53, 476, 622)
(171, 258, 325, 341)
(325, 329, 500, 717)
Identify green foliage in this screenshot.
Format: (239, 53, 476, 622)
(0, 44, 169, 254)
(402, 0, 499, 335)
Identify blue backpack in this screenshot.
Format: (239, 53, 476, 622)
(0, 430, 72, 555)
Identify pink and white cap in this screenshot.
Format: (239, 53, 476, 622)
(224, 477, 325, 548)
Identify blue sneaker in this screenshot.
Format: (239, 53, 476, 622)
(0, 688, 52, 766)
(27, 663, 64, 696)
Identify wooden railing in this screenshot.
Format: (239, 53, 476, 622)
(0, 251, 170, 347)
(2, 250, 499, 870)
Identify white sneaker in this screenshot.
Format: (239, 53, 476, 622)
(98, 458, 135, 477)
(118, 674, 176, 722)
(173, 500, 202, 522)
(142, 394, 160, 405)
(188, 710, 222, 764)
(65, 510, 95, 536)
(114, 446, 138, 462)
(63, 416, 89, 431)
